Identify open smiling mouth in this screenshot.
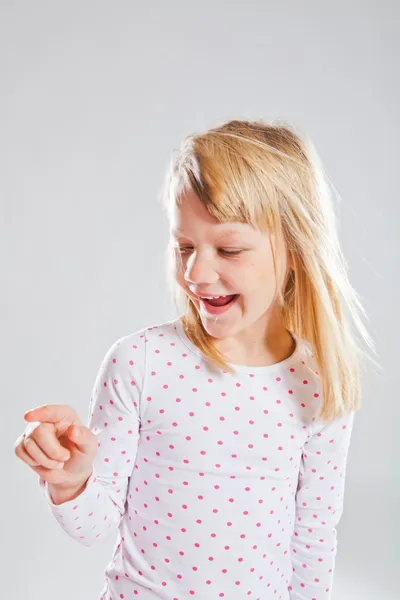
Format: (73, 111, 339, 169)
(197, 294, 240, 315)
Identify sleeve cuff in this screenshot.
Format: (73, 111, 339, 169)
(38, 470, 97, 509)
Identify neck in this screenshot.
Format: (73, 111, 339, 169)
(214, 313, 295, 367)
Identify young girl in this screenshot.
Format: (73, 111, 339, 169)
(20, 119, 375, 600)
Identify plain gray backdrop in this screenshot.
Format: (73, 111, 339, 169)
(1, 1, 398, 598)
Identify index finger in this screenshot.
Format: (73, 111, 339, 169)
(24, 404, 79, 427)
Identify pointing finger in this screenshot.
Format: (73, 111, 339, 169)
(24, 404, 80, 427)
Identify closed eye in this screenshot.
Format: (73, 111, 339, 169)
(219, 249, 244, 256)
(177, 247, 244, 257)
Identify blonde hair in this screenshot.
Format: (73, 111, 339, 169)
(159, 118, 378, 423)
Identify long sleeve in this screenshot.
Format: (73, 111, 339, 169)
(38, 330, 146, 546)
(288, 408, 355, 599)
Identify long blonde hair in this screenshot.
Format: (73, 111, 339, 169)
(159, 118, 378, 423)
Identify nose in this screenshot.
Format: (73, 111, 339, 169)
(183, 251, 219, 286)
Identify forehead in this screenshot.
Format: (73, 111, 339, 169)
(169, 187, 260, 239)
(170, 224, 249, 238)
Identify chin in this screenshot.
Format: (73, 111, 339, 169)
(200, 315, 238, 337)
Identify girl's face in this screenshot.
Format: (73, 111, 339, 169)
(170, 187, 292, 345)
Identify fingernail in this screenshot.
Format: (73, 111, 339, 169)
(56, 462, 64, 469)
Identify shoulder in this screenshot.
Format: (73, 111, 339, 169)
(104, 317, 181, 362)
(291, 333, 320, 381)
(290, 336, 323, 423)
(299, 339, 319, 374)
(93, 318, 180, 392)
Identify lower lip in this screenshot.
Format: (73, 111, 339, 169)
(199, 295, 239, 315)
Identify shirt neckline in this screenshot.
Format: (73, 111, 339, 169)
(173, 317, 306, 375)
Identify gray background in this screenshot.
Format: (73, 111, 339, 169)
(1, 1, 398, 598)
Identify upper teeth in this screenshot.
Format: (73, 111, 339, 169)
(201, 295, 228, 299)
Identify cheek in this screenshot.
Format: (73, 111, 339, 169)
(239, 258, 277, 293)
(175, 265, 193, 297)
(175, 269, 187, 289)
(173, 256, 185, 282)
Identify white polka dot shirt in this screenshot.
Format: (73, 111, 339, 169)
(39, 317, 355, 600)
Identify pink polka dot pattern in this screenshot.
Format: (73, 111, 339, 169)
(39, 318, 355, 600)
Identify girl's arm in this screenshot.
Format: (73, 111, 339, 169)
(38, 331, 146, 547)
(288, 409, 355, 599)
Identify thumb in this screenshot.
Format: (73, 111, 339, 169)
(67, 425, 96, 455)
